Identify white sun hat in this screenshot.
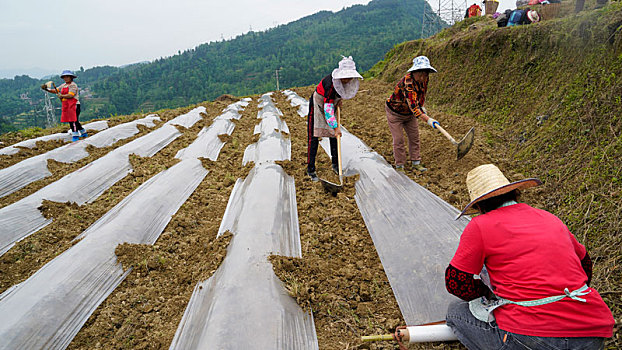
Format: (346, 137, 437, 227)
(407, 56, 437, 73)
(527, 10, 540, 23)
(332, 56, 363, 80)
(457, 164, 542, 218)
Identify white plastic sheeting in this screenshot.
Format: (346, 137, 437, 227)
(0, 159, 208, 350)
(175, 119, 235, 161)
(242, 131, 291, 166)
(0, 115, 160, 199)
(215, 98, 251, 121)
(0, 109, 203, 257)
(242, 95, 291, 166)
(217, 163, 301, 256)
(169, 106, 206, 128)
(282, 90, 309, 117)
(170, 151, 317, 348)
(0, 120, 109, 156)
(254, 112, 289, 135)
(320, 129, 467, 325)
(0, 102, 244, 349)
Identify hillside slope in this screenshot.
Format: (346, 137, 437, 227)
(367, 2, 621, 345)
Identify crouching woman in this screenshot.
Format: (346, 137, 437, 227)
(445, 164, 613, 349)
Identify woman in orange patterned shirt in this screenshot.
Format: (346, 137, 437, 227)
(385, 56, 439, 172)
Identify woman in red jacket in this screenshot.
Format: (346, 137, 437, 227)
(445, 164, 613, 349)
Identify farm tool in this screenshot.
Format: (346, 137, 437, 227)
(362, 321, 458, 349)
(434, 122, 475, 160)
(320, 107, 343, 196)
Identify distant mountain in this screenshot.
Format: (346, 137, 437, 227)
(119, 61, 150, 69)
(0, 68, 58, 80)
(0, 0, 444, 134)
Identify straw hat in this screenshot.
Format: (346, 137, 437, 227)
(60, 70, 77, 78)
(407, 56, 437, 73)
(457, 164, 542, 218)
(332, 56, 363, 80)
(527, 10, 540, 23)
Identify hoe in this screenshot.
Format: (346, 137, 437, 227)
(320, 107, 343, 196)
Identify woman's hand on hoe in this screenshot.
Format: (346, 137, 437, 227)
(423, 114, 439, 129)
(334, 126, 343, 137)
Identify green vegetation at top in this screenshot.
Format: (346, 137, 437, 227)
(0, 0, 443, 134)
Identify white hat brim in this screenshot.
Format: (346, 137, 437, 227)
(407, 65, 437, 73)
(332, 69, 363, 80)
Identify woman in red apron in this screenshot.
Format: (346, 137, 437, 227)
(41, 70, 87, 141)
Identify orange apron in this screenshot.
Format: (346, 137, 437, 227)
(60, 86, 77, 123)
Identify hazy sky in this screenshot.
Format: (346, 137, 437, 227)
(1, 0, 515, 78)
(0, 0, 374, 78)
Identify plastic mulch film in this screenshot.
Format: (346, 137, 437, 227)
(242, 97, 290, 166)
(0, 115, 160, 199)
(217, 163, 301, 256)
(0, 109, 202, 257)
(167, 106, 206, 128)
(224, 97, 251, 111)
(253, 112, 289, 135)
(282, 90, 309, 117)
(320, 129, 469, 325)
(175, 119, 235, 161)
(242, 130, 291, 166)
(176, 101, 247, 160)
(258, 93, 282, 113)
(214, 98, 251, 121)
(0, 120, 109, 156)
(0, 159, 208, 350)
(214, 109, 242, 121)
(170, 163, 318, 350)
(258, 104, 284, 117)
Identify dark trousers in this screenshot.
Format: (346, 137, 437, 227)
(446, 300, 605, 350)
(307, 95, 337, 172)
(69, 104, 83, 132)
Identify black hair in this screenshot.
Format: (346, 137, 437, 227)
(473, 189, 520, 214)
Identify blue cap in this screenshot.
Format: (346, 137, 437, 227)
(60, 70, 77, 78)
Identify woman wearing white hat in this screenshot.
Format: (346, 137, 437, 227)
(445, 164, 613, 349)
(385, 56, 439, 172)
(41, 70, 87, 141)
(306, 56, 363, 181)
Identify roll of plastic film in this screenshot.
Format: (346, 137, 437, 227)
(406, 324, 458, 343)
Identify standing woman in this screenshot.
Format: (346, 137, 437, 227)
(41, 70, 87, 141)
(385, 56, 440, 172)
(306, 56, 363, 181)
(445, 164, 614, 349)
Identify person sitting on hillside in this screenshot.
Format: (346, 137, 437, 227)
(41, 70, 87, 141)
(465, 3, 482, 18)
(445, 164, 614, 349)
(506, 8, 540, 26)
(385, 56, 440, 172)
(306, 56, 363, 182)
